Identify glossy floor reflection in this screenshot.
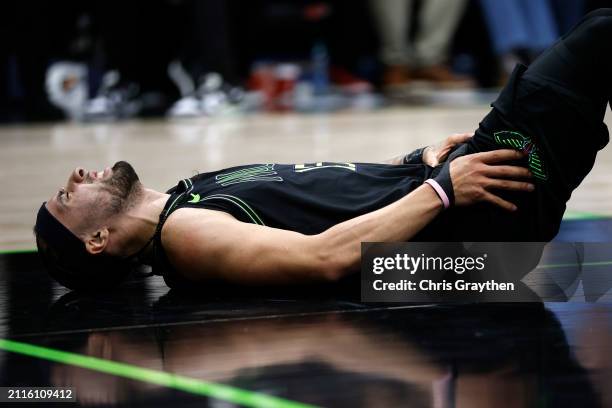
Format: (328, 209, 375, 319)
(1, 220, 612, 407)
(3, 303, 611, 407)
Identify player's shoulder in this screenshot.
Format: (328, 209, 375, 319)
(163, 207, 236, 236)
(159, 208, 238, 273)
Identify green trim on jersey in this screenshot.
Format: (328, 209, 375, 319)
(165, 178, 194, 216)
(193, 194, 266, 226)
(294, 162, 356, 173)
(215, 164, 283, 186)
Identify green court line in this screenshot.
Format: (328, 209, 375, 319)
(0, 339, 317, 408)
(537, 260, 612, 269)
(0, 248, 36, 255)
(562, 211, 611, 221)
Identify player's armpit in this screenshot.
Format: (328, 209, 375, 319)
(160, 208, 334, 285)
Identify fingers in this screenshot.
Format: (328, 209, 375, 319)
(477, 149, 525, 164)
(482, 191, 518, 212)
(484, 165, 532, 179)
(486, 178, 535, 192)
(481, 176, 535, 211)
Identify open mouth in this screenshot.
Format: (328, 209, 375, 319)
(86, 167, 112, 182)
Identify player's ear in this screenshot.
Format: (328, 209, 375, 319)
(85, 228, 109, 255)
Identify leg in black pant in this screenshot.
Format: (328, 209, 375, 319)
(528, 8, 612, 114)
(419, 9, 611, 242)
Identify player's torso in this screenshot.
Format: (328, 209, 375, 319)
(167, 162, 428, 234)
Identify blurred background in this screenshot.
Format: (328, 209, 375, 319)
(2, 0, 611, 124)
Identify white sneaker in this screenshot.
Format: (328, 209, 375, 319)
(45, 62, 88, 120)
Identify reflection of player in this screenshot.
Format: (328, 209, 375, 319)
(35, 10, 611, 291)
(47, 304, 600, 407)
(574, 305, 612, 407)
(50, 331, 162, 406)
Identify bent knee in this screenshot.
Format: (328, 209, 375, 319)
(573, 13, 612, 40)
(581, 8, 612, 21)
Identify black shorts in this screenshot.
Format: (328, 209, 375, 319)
(418, 64, 609, 242)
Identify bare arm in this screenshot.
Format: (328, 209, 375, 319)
(162, 183, 442, 285)
(163, 149, 532, 285)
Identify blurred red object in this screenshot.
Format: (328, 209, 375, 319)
(329, 66, 373, 93)
(274, 64, 300, 111)
(248, 63, 301, 112)
(303, 3, 331, 21)
(248, 64, 276, 110)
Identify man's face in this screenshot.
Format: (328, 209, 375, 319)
(45, 161, 141, 237)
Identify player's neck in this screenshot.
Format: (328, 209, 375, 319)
(107, 188, 170, 258)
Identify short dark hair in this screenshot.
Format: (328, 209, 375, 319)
(34, 203, 133, 292)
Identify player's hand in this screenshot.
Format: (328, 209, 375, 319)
(423, 132, 473, 167)
(451, 149, 534, 211)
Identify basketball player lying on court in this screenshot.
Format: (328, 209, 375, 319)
(35, 10, 611, 291)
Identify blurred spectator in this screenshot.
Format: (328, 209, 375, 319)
(550, 0, 586, 33)
(1, 1, 78, 122)
(2, 0, 241, 122)
(369, 0, 473, 91)
(84, 0, 182, 118)
(85, 0, 241, 119)
(179, 0, 238, 85)
(235, 1, 377, 90)
(479, 0, 560, 81)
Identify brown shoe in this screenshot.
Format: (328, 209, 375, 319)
(411, 65, 475, 89)
(382, 65, 411, 87)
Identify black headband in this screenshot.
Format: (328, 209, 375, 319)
(35, 202, 89, 257)
(35, 202, 137, 291)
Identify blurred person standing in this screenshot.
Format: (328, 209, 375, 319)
(479, 0, 559, 82)
(369, 0, 473, 91)
(549, 0, 586, 33)
(44, 0, 241, 121)
(1, 1, 81, 122)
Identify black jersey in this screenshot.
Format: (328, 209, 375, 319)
(152, 160, 430, 288)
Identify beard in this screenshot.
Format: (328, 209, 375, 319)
(101, 161, 142, 215)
